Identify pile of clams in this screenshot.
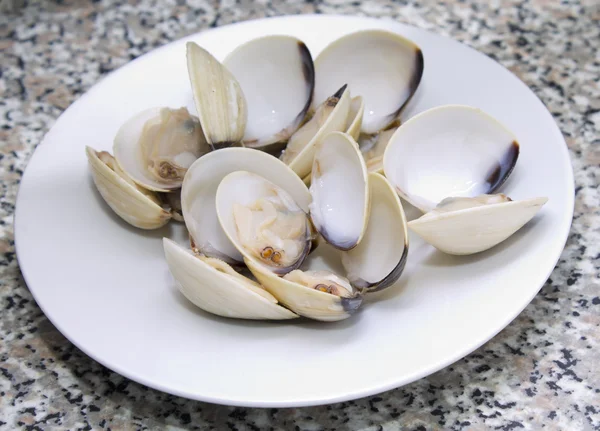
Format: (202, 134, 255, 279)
(86, 30, 548, 322)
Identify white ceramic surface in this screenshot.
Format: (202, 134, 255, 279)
(14, 15, 574, 407)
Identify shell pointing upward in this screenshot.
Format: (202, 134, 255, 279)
(223, 35, 315, 153)
(313, 30, 424, 134)
(186, 41, 248, 149)
(383, 105, 520, 213)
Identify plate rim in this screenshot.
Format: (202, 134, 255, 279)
(14, 13, 575, 407)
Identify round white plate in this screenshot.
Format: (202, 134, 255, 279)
(15, 15, 574, 407)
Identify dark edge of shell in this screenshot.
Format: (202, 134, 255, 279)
(486, 140, 520, 193)
(333, 83, 348, 99)
(316, 224, 359, 251)
(384, 47, 425, 127)
(362, 238, 409, 293)
(341, 295, 364, 315)
(210, 140, 238, 150)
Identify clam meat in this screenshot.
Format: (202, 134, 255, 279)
(282, 84, 351, 179)
(113, 107, 210, 192)
(246, 258, 363, 322)
(181, 147, 311, 265)
(216, 171, 312, 274)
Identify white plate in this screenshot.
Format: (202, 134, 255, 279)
(15, 15, 574, 407)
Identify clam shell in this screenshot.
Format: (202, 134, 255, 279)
(215, 171, 311, 275)
(223, 35, 315, 152)
(341, 172, 409, 292)
(309, 132, 369, 250)
(181, 147, 311, 265)
(408, 195, 548, 255)
(112, 107, 208, 192)
(163, 238, 298, 320)
(246, 258, 363, 322)
(383, 105, 520, 213)
(86, 146, 171, 229)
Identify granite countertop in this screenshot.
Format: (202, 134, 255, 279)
(1, 0, 599, 429)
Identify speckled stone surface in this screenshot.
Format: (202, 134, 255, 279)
(1, 0, 599, 429)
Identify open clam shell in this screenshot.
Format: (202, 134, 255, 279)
(215, 171, 312, 275)
(341, 173, 409, 292)
(181, 147, 311, 265)
(383, 105, 520, 213)
(313, 30, 423, 134)
(408, 194, 548, 255)
(186, 41, 247, 149)
(246, 259, 363, 322)
(112, 107, 210, 192)
(86, 146, 171, 229)
(163, 238, 298, 320)
(282, 84, 352, 179)
(223, 35, 315, 153)
(309, 132, 369, 250)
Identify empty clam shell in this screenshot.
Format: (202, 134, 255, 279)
(408, 194, 548, 255)
(313, 30, 424, 134)
(383, 105, 520, 213)
(309, 132, 369, 250)
(181, 147, 311, 265)
(223, 35, 315, 152)
(282, 84, 352, 179)
(186, 41, 247, 149)
(215, 171, 312, 275)
(163, 238, 298, 320)
(86, 146, 171, 229)
(112, 107, 209, 192)
(341, 173, 409, 292)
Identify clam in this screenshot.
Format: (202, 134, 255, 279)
(246, 259, 363, 322)
(163, 238, 298, 320)
(215, 171, 312, 274)
(281, 84, 352, 179)
(341, 173, 409, 292)
(346, 96, 365, 141)
(186, 41, 247, 149)
(112, 107, 210, 192)
(223, 35, 315, 153)
(181, 147, 311, 265)
(86, 146, 172, 229)
(313, 30, 424, 134)
(359, 124, 399, 174)
(383, 105, 520, 213)
(309, 132, 369, 250)
(408, 194, 548, 255)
